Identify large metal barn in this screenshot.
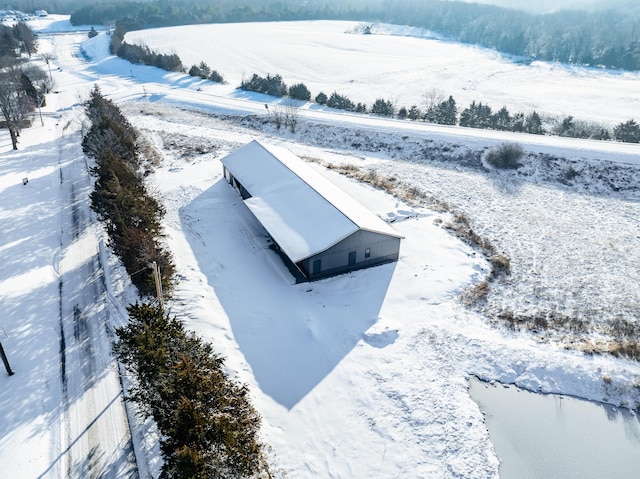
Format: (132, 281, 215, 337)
(221, 140, 403, 281)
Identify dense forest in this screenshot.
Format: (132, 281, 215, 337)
(383, 1, 640, 70)
(66, 0, 640, 70)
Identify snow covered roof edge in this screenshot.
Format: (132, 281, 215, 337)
(254, 140, 404, 240)
(221, 140, 403, 262)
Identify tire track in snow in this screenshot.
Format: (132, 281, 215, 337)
(54, 106, 138, 478)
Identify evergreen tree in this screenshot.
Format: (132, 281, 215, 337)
(459, 101, 492, 129)
(196, 61, 210, 79)
(13, 22, 37, 57)
(492, 106, 511, 131)
(189, 64, 202, 77)
(0, 25, 18, 57)
(425, 95, 457, 125)
(614, 119, 640, 143)
(511, 111, 525, 132)
(407, 105, 421, 120)
(208, 70, 224, 83)
(370, 98, 394, 116)
(523, 111, 543, 134)
(326, 91, 355, 111)
(288, 82, 311, 101)
(440, 96, 457, 125)
(315, 91, 327, 104)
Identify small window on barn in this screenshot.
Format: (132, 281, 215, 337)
(365, 248, 371, 258)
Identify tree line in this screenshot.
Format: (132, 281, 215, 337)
(383, 0, 640, 71)
(70, 0, 640, 71)
(238, 72, 640, 143)
(109, 21, 183, 71)
(83, 87, 271, 478)
(82, 85, 174, 296)
(0, 22, 50, 150)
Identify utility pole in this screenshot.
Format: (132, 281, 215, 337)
(0, 341, 14, 376)
(36, 90, 44, 127)
(42, 53, 53, 84)
(151, 261, 164, 311)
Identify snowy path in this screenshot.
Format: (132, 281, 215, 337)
(50, 31, 138, 479)
(55, 122, 137, 479)
(0, 31, 138, 479)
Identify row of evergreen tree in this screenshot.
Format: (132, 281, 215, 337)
(83, 86, 270, 478)
(109, 22, 183, 71)
(82, 85, 175, 296)
(188, 61, 224, 83)
(114, 303, 267, 479)
(70, 0, 640, 71)
(237, 71, 640, 142)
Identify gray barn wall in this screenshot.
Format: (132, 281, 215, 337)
(225, 167, 252, 200)
(298, 229, 401, 280)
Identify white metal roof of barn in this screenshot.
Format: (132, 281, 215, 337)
(220, 140, 403, 263)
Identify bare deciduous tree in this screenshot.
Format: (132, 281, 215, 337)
(284, 102, 300, 133)
(422, 87, 445, 111)
(268, 105, 285, 130)
(0, 59, 35, 149)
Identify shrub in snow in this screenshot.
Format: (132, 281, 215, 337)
(614, 119, 640, 143)
(315, 91, 327, 104)
(288, 82, 311, 101)
(209, 69, 224, 83)
(484, 142, 524, 169)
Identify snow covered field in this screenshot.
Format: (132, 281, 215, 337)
(127, 21, 640, 127)
(1, 15, 640, 479)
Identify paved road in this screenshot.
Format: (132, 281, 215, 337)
(49, 32, 139, 479)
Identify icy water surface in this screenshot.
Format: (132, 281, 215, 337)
(469, 377, 640, 479)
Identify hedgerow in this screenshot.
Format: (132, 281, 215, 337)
(83, 87, 271, 478)
(115, 303, 269, 479)
(82, 85, 174, 297)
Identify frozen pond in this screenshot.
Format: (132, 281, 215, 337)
(469, 377, 640, 479)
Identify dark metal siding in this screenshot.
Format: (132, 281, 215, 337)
(297, 229, 401, 281)
(225, 168, 252, 200)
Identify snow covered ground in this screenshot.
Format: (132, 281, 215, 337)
(1, 15, 640, 479)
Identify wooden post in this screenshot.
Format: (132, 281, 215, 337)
(0, 341, 14, 376)
(152, 261, 164, 311)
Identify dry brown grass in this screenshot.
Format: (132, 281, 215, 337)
(318, 160, 640, 363)
(137, 134, 162, 166)
(461, 280, 490, 305)
(497, 311, 640, 361)
(323, 160, 510, 304)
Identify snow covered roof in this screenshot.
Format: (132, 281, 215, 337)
(221, 140, 403, 263)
